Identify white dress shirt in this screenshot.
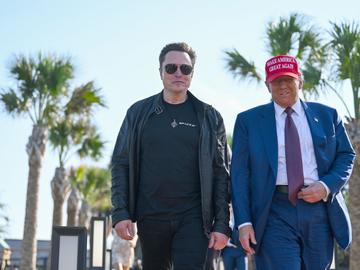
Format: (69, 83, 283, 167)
(274, 99, 320, 186)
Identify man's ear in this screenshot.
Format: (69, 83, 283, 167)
(298, 78, 304, 89)
(159, 67, 163, 80)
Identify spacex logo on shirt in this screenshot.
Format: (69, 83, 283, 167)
(178, 121, 196, 127)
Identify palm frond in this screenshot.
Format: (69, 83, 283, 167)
(301, 61, 324, 98)
(2, 53, 75, 125)
(83, 167, 111, 211)
(0, 89, 29, 115)
(65, 82, 106, 116)
(330, 21, 360, 56)
(49, 119, 72, 149)
(10, 55, 37, 99)
(349, 41, 360, 87)
(36, 53, 73, 97)
(328, 20, 360, 118)
(77, 128, 105, 160)
(266, 13, 324, 64)
(69, 166, 111, 211)
(297, 28, 323, 60)
(266, 13, 302, 55)
(68, 166, 87, 187)
(329, 21, 360, 81)
(70, 119, 89, 144)
(224, 49, 262, 82)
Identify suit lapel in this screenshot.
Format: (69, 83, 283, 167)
(260, 102, 278, 178)
(302, 101, 327, 173)
(302, 101, 326, 146)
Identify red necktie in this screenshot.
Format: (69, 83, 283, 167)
(285, 107, 304, 205)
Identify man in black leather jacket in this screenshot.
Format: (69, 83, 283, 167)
(111, 42, 230, 270)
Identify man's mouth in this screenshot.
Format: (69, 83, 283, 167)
(280, 91, 290, 97)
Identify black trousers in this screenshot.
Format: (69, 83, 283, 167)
(137, 215, 209, 270)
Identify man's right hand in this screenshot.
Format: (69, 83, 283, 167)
(239, 224, 257, 256)
(114, 219, 135, 240)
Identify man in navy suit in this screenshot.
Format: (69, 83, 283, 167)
(230, 55, 355, 270)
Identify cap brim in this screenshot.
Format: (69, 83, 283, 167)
(266, 72, 299, 83)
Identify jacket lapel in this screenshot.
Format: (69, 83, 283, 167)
(302, 101, 325, 142)
(302, 101, 327, 173)
(259, 102, 278, 178)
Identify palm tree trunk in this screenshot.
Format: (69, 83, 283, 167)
(20, 124, 47, 270)
(51, 166, 71, 226)
(345, 119, 360, 270)
(78, 202, 92, 229)
(349, 149, 360, 270)
(47, 166, 71, 270)
(67, 187, 82, 226)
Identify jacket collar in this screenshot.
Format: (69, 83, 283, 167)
(152, 90, 211, 120)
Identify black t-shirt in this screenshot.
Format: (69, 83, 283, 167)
(136, 97, 201, 220)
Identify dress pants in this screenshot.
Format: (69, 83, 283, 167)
(222, 246, 247, 270)
(255, 191, 333, 270)
(137, 215, 208, 270)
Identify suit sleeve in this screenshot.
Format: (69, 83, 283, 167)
(231, 114, 252, 228)
(212, 111, 231, 237)
(111, 110, 132, 226)
(320, 110, 355, 194)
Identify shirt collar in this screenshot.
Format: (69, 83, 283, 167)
(274, 98, 303, 117)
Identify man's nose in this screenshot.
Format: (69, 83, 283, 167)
(279, 79, 288, 87)
(174, 66, 182, 76)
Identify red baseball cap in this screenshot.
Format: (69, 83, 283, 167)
(265, 55, 301, 83)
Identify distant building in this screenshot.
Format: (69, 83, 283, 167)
(2, 239, 50, 270)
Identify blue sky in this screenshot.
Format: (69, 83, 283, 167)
(0, 0, 359, 240)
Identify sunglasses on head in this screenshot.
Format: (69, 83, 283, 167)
(164, 64, 193, 75)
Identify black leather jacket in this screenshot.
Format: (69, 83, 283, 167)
(111, 91, 231, 237)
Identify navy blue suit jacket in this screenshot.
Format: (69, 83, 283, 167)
(230, 100, 355, 251)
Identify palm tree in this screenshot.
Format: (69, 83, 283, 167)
(0, 54, 73, 270)
(329, 21, 360, 270)
(68, 165, 111, 228)
(49, 82, 105, 228)
(46, 83, 105, 270)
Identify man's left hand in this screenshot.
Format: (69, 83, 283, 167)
(297, 182, 327, 203)
(208, 232, 229, 250)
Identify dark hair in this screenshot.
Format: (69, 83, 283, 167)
(159, 42, 196, 69)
